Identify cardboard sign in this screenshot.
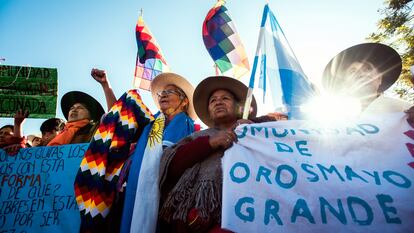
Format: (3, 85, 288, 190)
(0, 65, 58, 118)
(0, 144, 87, 233)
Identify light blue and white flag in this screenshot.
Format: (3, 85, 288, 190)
(244, 4, 317, 119)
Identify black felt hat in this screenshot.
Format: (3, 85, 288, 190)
(61, 91, 104, 121)
(322, 43, 402, 93)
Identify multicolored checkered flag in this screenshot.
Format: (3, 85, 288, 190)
(202, 0, 250, 79)
(133, 15, 169, 91)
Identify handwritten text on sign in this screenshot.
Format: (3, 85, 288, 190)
(0, 65, 58, 118)
(0, 144, 87, 233)
(222, 113, 414, 233)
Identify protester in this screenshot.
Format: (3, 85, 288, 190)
(47, 91, 105, 146)
(0, 125, 16, 149)
(115, 72, 198, 233)
(0, 110, 29, 155)
(0, 126, 25, 155)
(322, 43, 412, 114)
(74, 72, 198, 233)
(40, 118, 66, 146)
(158, 76, 280, 233)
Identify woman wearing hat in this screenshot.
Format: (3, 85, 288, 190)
(47, 91, 105, 146)
(157, 76, 279, 233)
(322, 43, 411, 115)
(74, 72, 197, 233)
(117, 72, 198, 233)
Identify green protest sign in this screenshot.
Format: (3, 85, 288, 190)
(0, 65, 58, 118)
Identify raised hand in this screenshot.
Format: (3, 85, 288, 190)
(91, 68, 116, 111)
(14, 109, 29, 126)
(91, 68, 108, 85)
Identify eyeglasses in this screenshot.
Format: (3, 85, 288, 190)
(157, 89, 181, 98)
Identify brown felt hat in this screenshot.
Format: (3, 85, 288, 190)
(193, 76, 257, 127)
(322, 43, 402, 93)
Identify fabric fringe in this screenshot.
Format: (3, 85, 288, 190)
(160, 166, 222, 224)
(193, 179, 222, 223)
(159, 163, 200, 222)
(159, 128, 223, 225)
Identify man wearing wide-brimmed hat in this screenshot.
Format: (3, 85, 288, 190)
(47, 91, 104, 146)
(158, 76, 281, 233)
(322, 43, 411, 114)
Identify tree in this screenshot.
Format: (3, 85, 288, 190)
(368, 0, 413, 103)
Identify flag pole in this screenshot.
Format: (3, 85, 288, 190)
(214, 63, 220, 76)
(242, 4, 269, 119)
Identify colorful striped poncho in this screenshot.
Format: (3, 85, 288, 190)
(74, 90, 154, 233)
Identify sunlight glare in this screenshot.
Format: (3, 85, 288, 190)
(302, 95, 361, 124)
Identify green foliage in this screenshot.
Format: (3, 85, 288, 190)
(368, 0, 413, 103)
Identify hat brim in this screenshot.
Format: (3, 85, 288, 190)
(61, 91, 105, 121)
(322, 43, 402, 93)
(27, 134, 41, 142)
(193, 76, 257, 128)
(150, 72, 197, 120)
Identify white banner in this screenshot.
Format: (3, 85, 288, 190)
(222, 113, 414, 233)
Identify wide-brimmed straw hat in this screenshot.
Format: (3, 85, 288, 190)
(193, 76, 257, 127)
(61, 91, 105, 121)
(150, 72, 197, 120)
(322, 43, 402, 93)
(27, 134, 41, 146)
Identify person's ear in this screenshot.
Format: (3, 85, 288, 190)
(180, 98, 189, 111)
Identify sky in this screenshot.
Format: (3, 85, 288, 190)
(0, 0, 385, 135)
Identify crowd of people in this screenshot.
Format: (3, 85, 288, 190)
(0, 43, 413, 233)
